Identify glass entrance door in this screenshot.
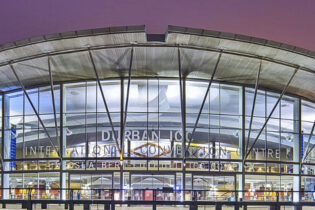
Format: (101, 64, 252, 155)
(130, 173, 175, 201)
(192, 175, 235, 201)
(69, 173, 113, 200)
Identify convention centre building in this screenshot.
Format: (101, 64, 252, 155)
(0, 25, 314, 210)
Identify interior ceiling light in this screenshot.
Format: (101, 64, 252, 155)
(70, 91, 79, 96)
(286, 134, 293, 142)
(66, 128, 73, 136)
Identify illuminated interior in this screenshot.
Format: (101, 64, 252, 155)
(0, 78, 314, 202)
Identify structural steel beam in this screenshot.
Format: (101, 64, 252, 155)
(1, 44, 313, 76)
(245, 67, 299, 160)
(121, 47, 134, 159)
(9, 63, 61, 158)
(178, 48, 186, 159)
(185, 52, 222, 154)
(244, 60, 262, 161)
(302, 121, 315, 162)
(48, 56, 60, 150)
(88, 49, 121, 154)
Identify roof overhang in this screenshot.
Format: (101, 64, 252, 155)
(0, 25, 314, 102)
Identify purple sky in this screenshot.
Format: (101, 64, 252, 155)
(1, 0, 315, 51)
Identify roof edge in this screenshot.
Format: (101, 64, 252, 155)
(167, 25, 315, 59)
(0, 25, 146, 52)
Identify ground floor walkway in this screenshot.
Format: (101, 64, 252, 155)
(0, 205, 313, 210)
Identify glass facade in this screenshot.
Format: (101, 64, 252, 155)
(0, 78, 314, 202)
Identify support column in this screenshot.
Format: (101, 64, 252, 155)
(69, 203, 74, 210)
(239, 86, 245, 202)
(3, 95, 10, 199)
(182, 79, 186, 198)
(61, 84, 67, 200)
(190, 205, 198, 210)
(119, 79, 124, 202)
(104, 204, 110, 210)
(269, 204, 281, 210)
(293, 99, 300, 202)
(83, 204, 90, 210)
(215, 204, 221, 210)
(111, 203, 115, 210)
(294, 205, 302, 210)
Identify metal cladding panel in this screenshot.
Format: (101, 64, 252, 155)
(0, 25, 313, 102)
(0, 65, 19, 91)
(132, 47, 178, 78)
(12, 57, 50, 88)
(179, 48, 219, 79)
(215, 54, 261, 85)
(289, 70, 315, 101)
(91, 47, 132, 78)
(166, 30, 315, 74)
(0, 32, 146, 64)
(50, 51, 95, 82)
(258, 61, 296, 92)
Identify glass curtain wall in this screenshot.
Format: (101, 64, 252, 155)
(0, 79, 314, 201)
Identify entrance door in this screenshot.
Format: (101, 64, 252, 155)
(130, 173, 176, 201)
(192, 175, 236, 201)
(69, 173, 113, 200)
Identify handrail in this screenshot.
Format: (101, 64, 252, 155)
(0, 187, 313, 202)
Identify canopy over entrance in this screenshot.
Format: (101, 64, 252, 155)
(0, 25, 314, 102)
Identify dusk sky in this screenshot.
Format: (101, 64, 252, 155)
(1, 0, 315, 51)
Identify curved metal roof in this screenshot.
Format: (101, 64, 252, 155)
(0, 25, 314, 102)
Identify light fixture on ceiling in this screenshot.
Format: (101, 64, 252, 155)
(286, 134, 293, 142)
(70, 90, 79, 96)
(66, 128, 73, 136)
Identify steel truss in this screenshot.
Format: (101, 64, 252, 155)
(245, 67, 299, 160)
(9, 63, 61, 158)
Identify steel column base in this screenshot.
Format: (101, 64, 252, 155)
(215, 204, 221, 210)
(69, 204, 74, 210)
(269, 205, 280, 210)
(27, 202, 32, 210)
(294, 206, 302, 210)
(84, 204, 90, 210)
(22, 202, 27, 209)
(190, 205, 198, 210)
